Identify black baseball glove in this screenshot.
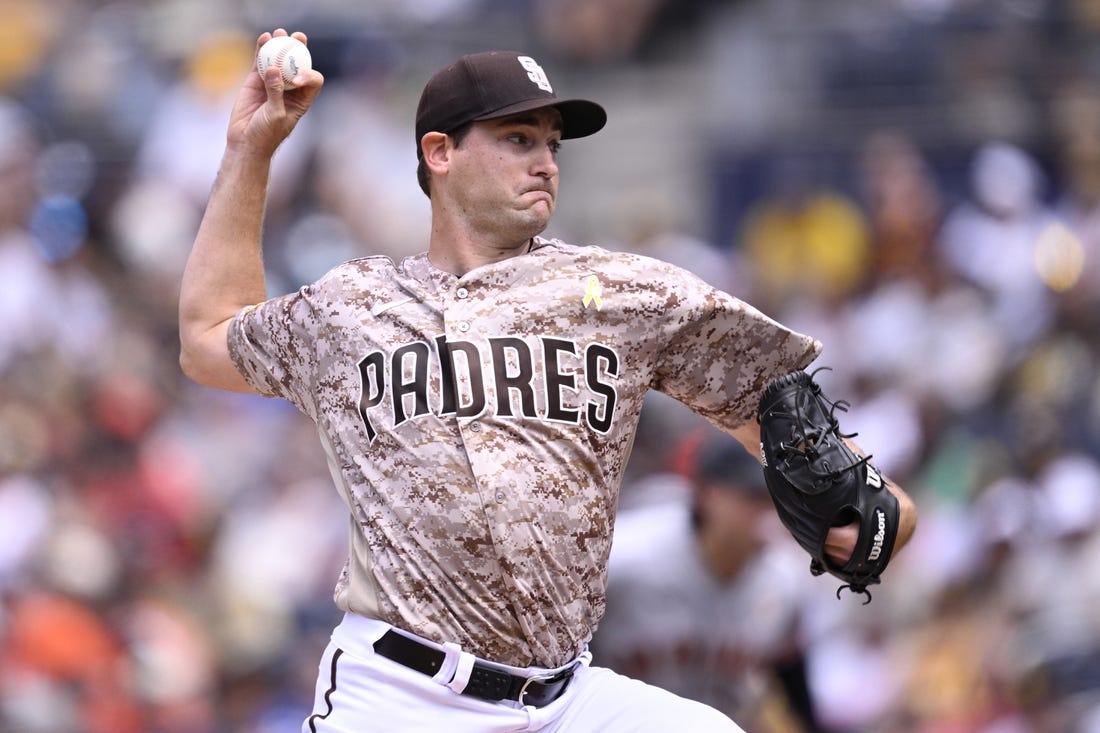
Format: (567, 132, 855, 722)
(757, 369, 899, 602)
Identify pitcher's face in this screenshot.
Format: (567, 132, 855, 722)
(446, 108, 563, 241)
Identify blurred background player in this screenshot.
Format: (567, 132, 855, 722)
(592, 428, 823, 733)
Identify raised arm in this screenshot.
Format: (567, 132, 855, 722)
(178, 29, 323, 392)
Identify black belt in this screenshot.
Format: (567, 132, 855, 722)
(372, 629, 577, 708)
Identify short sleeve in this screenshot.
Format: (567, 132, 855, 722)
(227, 280, 335, 422)
(653, 270, 822, 430)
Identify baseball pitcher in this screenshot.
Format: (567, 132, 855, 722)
(178, 29, 917, 733)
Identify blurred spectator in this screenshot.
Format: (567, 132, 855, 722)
(1, 591, 145, 733)
(855, 130, 945, 288)
(0, 100, 52, 372)
(739, 154, 871, 311)
(1051, 81, 1100, 327)
(309, 34, 429, 265)
(532, 0, 669, 65)
(936, 141, 1059, 353)
(1002, 453, 1100, 712)
(0, 0, 59, 96)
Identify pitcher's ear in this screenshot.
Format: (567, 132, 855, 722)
(420, 131, 450, 174)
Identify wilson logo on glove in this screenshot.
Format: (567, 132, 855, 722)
(868, 509, 888, 562)
(866, 465, 883, 489)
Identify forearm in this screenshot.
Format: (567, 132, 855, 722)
(178, 145, 272, 390)
(844, 437, 917, 553)
(886, 476, 917, 551)
(177, 29, 323, 392)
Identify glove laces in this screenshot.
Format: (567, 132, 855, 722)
(772, 369, 873, 484)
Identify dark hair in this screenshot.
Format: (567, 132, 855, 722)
(416, 122, 474, 198)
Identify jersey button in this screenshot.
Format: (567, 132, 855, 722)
(457, 321, 470, 333)
(456, 287, 469, 299)
(495, 491, 506, 503)
(468, 421, 481, 432)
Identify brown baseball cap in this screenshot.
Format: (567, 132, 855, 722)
(415, 51, 607, 158)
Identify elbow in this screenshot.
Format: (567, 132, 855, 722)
(178, 344, 203, 384)
(178, 336, 213, 386)
(177, 320, 254, 394)
(178, 318, 203, 379)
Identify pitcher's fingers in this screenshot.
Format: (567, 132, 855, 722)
(260, 64, 287, 112)
(252, 31, 277, 69)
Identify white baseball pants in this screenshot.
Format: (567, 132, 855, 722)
(302, 612, 744, 733)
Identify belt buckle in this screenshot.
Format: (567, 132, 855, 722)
(518, 671, 554, 702)
(517, 665, 572, 705)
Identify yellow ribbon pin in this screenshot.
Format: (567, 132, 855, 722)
(582, 275, 603, 310)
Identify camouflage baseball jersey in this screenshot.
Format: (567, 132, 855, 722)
(228, 236, 821, 668)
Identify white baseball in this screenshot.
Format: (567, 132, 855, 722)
(257, 36, 312, 89)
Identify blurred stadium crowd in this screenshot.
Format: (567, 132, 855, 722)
(3, 0, 1100, 731)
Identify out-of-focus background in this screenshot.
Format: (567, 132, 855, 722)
(2, 0, 1100, 731)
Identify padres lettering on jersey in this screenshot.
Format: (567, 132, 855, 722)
(357, 335, 619, 442)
